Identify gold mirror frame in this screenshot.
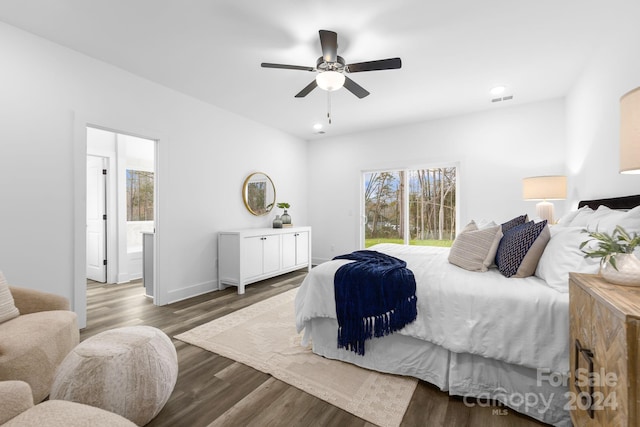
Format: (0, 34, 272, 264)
(242, 172, 276, 216)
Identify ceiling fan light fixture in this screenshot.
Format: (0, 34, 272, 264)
(316, 71, 345, 91)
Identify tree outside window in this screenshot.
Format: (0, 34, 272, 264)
(364, 167, 456, 247)
(126, 170, 154, 221)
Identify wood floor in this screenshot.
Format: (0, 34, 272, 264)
(84, 272, 549, 427)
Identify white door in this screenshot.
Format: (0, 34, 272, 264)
(86, 155, 107, 282)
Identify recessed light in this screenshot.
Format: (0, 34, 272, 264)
(313, 123, 323, 131)
(490, 86, 506, 96)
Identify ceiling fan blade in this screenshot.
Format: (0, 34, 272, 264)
(319, 30, 338, 63)
(261, 62, 315, 72)
(343, 76, 370, 99)
(295, 80, 318, 98)
(347, 57, 402, 73)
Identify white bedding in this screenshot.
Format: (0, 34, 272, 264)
(308, 317, 570, 426)
(295, 243, 570, 374)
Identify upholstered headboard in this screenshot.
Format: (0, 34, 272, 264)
(578, 194, 640, 210)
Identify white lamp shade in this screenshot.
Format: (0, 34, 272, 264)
(620, 87, 640, 174)
(316, 71, 345, 92)
(522, 176, 567, 200)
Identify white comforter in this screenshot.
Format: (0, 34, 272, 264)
(295, 243, 570, 373)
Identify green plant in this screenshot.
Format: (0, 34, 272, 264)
(580, 225, 640, 270)
(277, 202, 290, 209)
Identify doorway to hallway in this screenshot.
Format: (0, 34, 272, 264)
(85, 127, 156, 294)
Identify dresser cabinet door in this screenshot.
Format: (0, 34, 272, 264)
(243, 236, 264, 279)
(282, 231, 309, 269)
(295, 231, 309, 266)
(262, 235, 281, 275)
(281, 233, 296, 269)
(570, 281, 595, 426)
(570, 276, 635, 427)
(592, 300, 627, 426)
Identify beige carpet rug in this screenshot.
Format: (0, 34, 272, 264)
(174, 288, 418, 427)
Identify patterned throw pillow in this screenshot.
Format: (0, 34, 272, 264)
(448, 221, 503, 272)
(0, 270, 20, 324)
(513, 224, 551, 278)
(495, 220, 548, 278)
(501, 214, 528, 233)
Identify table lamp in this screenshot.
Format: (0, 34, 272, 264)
(620, 87, 640, 174)
(522, 175, 567, 223)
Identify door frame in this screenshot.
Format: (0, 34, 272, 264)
(73, 111, 165, 329)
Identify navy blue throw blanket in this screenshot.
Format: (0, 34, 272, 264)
(333, 250, 417, 356)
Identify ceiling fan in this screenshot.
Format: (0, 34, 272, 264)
(261, 30, 402, 99)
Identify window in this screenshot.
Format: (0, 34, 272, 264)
(126, 169, 154, 221)
(363, 167, 457, 247)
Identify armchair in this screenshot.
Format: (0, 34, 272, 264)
(0, 281, 79, 402)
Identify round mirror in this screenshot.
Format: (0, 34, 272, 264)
(242, 172, 276, 216)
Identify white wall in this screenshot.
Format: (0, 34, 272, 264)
(565, 23, 640, 205)
(308, 99, 567, 263)
(0, 22, 308, 327)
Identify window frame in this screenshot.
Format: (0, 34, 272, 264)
(360, 162, 460, 248)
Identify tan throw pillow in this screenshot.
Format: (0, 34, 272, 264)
(448, 221, 503, 272)
(513, 224, 551, 278)
(0, 271, 20, 324)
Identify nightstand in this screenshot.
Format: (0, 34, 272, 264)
(569, 272, 640, 426)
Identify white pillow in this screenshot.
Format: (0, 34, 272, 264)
(0, 270, 20, 324)
(566, 207, 594, 227)
(582, 206, 626, 234)
(598, 205, 640, 235)
(535, 227, 600, 292)
(556, 206, 589, 227)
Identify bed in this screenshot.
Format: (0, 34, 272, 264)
(295, 195, 640, 427)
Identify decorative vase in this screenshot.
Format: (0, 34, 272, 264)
(272, 215, 282, 229)
(281, 210, 291, 225)
(600, 254, 640, 287)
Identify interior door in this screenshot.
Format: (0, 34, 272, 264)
(86, 155, 107, 282)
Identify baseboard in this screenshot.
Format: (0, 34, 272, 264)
(116, 272, 142, 284)
(166, 279, 218, 304)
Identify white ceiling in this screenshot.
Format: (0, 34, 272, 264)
(0, 0, 634, 140)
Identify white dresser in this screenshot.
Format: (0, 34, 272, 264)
(218, 226, 311, 294)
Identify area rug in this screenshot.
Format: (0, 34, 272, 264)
(174, 288, 418, 427)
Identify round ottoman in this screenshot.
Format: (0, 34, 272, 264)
(50, 326, 178, 426)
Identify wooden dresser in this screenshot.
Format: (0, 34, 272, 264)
(569, 272, 640, 426)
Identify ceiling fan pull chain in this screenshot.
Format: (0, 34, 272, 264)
(327, 91, 332, 124)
